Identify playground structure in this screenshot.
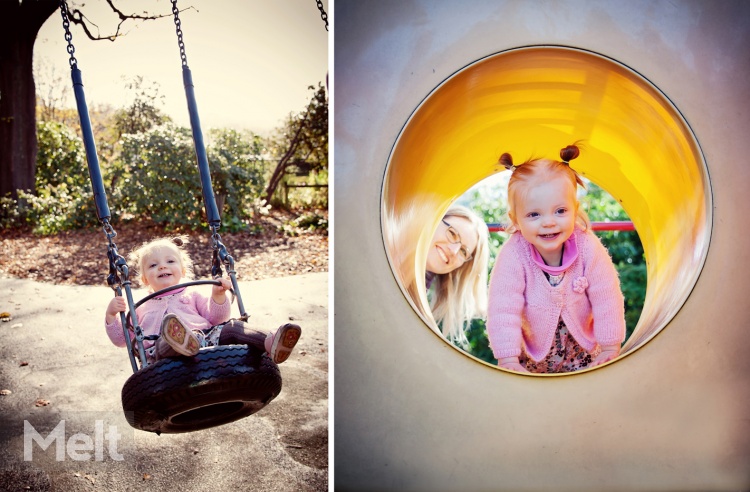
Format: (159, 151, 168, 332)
(335, 1, 750, 490)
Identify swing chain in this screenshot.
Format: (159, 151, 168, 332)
(102, 221, 117, 240)
(170, 0, 189, 68)
(58, 0, 78, 68)
(210, 228, 229, 278)
(315, 0, 329, 31)
(103, 219, 125, 289)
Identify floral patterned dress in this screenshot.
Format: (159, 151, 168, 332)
(518, 272, 600, 373)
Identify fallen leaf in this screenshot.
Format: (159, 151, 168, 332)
(143, 473, 152, 481)
(34, 399, 50, 407)
(19, 361, 28, 366)
(0, 389, 11, 396)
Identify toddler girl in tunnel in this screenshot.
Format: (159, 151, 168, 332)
(486, 144, 625, 373)
(104, 236, 301, 364)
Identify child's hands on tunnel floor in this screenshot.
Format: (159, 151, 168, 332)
(499, 356, 529, 373)
(592, 345, 620, 367)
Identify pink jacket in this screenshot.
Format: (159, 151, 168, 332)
(487, 228, 625, 362)
(105, 289, 231, 348)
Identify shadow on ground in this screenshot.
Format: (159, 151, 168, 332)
(0, 273, 328, 491)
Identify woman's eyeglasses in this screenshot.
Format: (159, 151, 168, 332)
(441, 219, 473, 262)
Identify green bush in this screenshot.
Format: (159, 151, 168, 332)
(36, 121, 90, 192)
(293, 210, 328, 232)
(18, 185, 97, 234)
(110, 124, 271, 230)
(0, 121, 98, 234)
(207, 128, 268, 229)
(114, 124, 205, 227)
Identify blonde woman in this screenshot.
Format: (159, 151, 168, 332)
(426, 205, 490, 349)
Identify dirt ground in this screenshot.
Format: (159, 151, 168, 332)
(0, 211, 328, 287)
(0, 218, 329, 491)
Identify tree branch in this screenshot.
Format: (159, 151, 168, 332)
(64, 1, 195, 42)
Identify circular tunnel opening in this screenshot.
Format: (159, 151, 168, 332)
(382, 46, 711, 372)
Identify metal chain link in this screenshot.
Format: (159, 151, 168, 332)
(58, 0, 78, 68)
(171, 0, 189, 67)
(316, 0, 329, 31)
(103, 221, 117, 240)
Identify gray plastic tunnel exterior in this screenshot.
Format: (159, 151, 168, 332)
(334, 1, 750, 490)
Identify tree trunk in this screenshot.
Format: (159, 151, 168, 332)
(0, 0, 58, 199)
(264, 118, 306, 204)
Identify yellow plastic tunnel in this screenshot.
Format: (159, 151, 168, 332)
(383, 46, 711, 360)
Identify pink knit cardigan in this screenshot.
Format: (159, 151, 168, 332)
(105, 289, 231, 348)
(487, 228, 625, 362)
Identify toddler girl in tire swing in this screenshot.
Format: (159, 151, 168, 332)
(104, 236, 301, 364)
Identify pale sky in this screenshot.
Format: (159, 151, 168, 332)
(34, 0, 329, 136)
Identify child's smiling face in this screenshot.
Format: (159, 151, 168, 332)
(513, 175, 578, 266)
(140, 246, 185, 290)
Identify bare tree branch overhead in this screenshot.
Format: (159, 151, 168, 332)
(1, 1, 190, 199)
(63, 0, 195, 41)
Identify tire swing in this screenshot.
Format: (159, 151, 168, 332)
(59, 1, 281, 434)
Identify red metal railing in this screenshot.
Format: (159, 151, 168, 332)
(487, 221, 634, 232)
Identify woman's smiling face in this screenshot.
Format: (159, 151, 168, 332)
(426, 216, 478, 275)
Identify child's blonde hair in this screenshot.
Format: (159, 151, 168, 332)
(128, 235, 194, 288)
(429, 204, 490, 349)
(500, 143, 590, 234)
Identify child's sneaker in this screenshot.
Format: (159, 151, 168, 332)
(160, 314, 200, 357)
(267, 323, 301, 364)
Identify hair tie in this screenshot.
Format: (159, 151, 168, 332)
(499, 152, 515, 171)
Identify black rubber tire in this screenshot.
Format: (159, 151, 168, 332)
(121, 345, 282, 434)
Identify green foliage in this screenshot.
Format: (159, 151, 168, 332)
(0, 121, 98, 234)
(465, 318, 497, 365)
(284, 170, 329, 209)
(112, 77, 170, 138)
(8, 76, 323, 235)
(114, 124, 205, 227)
(467, 180, 508, 269)
(207, 128, 268, 228)
(35, 121, 89, 192)
(293, 210, 328, 232)
(17, 186, 97, 235)
(111, 124, 271, 230)
(266, 83, 328, 205)
(295, 83, 328, 173)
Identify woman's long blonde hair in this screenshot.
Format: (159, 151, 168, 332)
(428, 205, 490, 348)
